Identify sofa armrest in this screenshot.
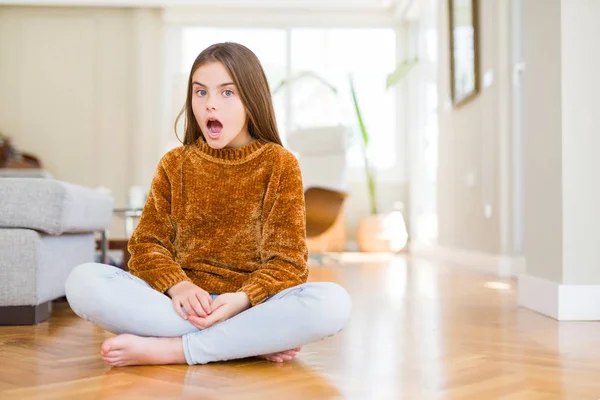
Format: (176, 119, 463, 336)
(0, 178, 114, 235)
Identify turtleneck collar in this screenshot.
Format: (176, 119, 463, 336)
(193, 138, 270, 164)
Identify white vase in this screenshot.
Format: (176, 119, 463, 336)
(356, 205, 408, 253)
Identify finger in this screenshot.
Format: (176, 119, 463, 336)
(279, 355, 293, 361)
(189, 296, 207, 318)
(201, 306, 228, 329)
(197, 293, 212, 315)
(192, 314, 220, 329)
(201, 313, 219, 329)
(183, 299, 199, 318)
(187, 316, 209, 330)
(173, 299, 188, 320)
(282, 350, 298, 357)
(272, 357, 283, 363)
(211, 295, 226, 310)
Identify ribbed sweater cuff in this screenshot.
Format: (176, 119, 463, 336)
(146, 268, 190, 294)
(238, 282, 268, 306)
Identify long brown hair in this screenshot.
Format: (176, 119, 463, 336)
(175, 42, 283, 146)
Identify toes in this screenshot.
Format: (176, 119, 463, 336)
(103, 357, 121, 366)
(100, 340, 112, 355)
(261, 348, 301, 362)
(270, 350, 297, 358)
(264, 355, 295, 363)
(263, 355, 282, 362)
(103, 355, 129, 368)
(104, 350, 123, 358)
(108, 361, 125, 367)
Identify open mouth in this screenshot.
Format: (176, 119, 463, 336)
(207, 118, 223, 136)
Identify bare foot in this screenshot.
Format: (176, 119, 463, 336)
(261, 347, 302, 363)
(100, 334, 186, 367)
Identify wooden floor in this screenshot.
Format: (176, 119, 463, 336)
(2, 255, 600, 399)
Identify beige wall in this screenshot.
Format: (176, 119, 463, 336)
(518, 0, 600, 321)
(560, 0, 600, 285)
(0, 6, 163, 237)
(520, 0, 600, 285)
(437, 0, 513, 255)
(521, 0, 563, 282)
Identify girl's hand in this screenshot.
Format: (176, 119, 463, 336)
(166, 281, 212, 319)
(187, 292, 251, 330)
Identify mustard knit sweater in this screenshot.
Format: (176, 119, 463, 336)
(127, 139, 309, 306)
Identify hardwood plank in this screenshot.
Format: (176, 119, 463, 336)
(1, 255, 600, 399)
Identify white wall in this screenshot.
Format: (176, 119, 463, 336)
(518, 0, 600, 321)
(521, 0, 563, 282)
(406, 0, 438, 245)
(560, 0, 600, 285)
(519, 0, 600, 285)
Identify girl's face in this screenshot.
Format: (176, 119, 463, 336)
(191, 62, 252, 149)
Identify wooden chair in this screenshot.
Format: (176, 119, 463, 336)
(305, 187, 348, 257)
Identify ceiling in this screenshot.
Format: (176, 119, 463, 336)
(0, 0, 406, 11)
(0, 0, 421, 21)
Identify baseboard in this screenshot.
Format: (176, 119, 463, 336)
(517, 274, 559, 319)
(409, 241, 525, 277)
(518, 274, 600, 321)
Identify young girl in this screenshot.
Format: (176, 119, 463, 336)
(65, 42, 352, 367)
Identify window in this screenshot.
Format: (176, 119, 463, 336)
(180, 27, 396, 169)
(289, 28, 396, 168)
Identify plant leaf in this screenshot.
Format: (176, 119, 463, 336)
(349, 76, 368, 148)
(350, 75, 378, 214)
(386, 58, 419, 89)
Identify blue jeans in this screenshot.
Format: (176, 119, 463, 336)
(64, 263, 352, 365)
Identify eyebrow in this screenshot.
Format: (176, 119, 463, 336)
(192, 82, 235, 88)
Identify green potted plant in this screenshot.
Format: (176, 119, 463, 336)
(273, 58, 418, 252)
(351, 58, 418, 252)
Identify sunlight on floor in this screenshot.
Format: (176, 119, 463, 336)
(314, 251, 401, 264)
(484, 281, 511, 290)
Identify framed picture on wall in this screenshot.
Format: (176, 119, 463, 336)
(448, 0, 479, 107)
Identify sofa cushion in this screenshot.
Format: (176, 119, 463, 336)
(0, 168, 53, 178)
(0, 178, 113, 235)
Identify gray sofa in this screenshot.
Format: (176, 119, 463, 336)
(0, 177, 113, 325)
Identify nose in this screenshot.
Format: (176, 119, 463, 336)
(205, 94, 217, 111)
